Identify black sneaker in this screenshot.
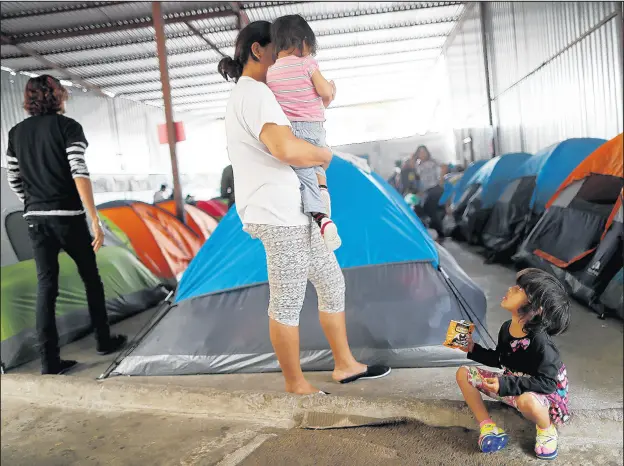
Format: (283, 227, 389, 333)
(96, 334, 128, 355)
(41, 359, 78, 375)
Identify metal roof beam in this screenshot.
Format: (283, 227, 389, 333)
(4, 9, 235, 45)
(3, 2, 457, 48)
(111, 47, 438, 95)
(6, 19, 453, 74)
(183, 21, 227, 58)
(0, 32, 105, 97)
(229, 2, 249, 30)
(0, 2, 127, 20)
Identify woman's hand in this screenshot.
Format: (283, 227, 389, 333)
(483, 377, 500, 394)
(91, 218, 104, 253)
(260, 123, 332, 167)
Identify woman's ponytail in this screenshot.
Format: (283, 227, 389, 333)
(217, 21, 271, 83)
(218, 56, 243, 82)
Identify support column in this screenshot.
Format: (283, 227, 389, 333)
(479, 2, 495, 157)
(152, 1, 184, 222)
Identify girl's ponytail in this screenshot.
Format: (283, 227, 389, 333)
(218, 56, 243, 82)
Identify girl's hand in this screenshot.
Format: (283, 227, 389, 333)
(459, 334, 475, 353)
(483, 377, 500, 394)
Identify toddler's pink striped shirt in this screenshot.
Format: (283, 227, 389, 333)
(266, 55, 325, 122)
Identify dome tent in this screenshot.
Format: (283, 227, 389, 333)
(106, 156, 488, 377)
(156, 199, 219, 242)
(98, 200, 202, 283)
(457, 153, 532, 243)
(448, 160, 487, 208)
(482, 138, 605, 262)
(514, 135, 623, 318)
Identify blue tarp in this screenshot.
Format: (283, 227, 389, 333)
(449, 161, 487, 206)
(527, 138, 606, 212)
(177, 157, 439, 303)
(467, 153, 532, 209)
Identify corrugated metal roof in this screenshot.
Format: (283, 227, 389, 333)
(1, 1, 464, 118)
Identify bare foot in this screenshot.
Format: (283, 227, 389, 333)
(285, 381, 323, 395)
(332, 362, 368, 383)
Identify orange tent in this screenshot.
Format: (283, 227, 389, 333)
(546, 134, 623, 209)
(517, 134, 622, 264)
(98, 200, 202, 281)
(514, 135, 623, 315)
(156, 200, 219, 241)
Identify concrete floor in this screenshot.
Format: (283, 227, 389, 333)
(3, 241, 623, 465)
(2, 398, 622, 466)
(10, 241, 623, 411)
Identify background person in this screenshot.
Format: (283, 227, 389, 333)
(217, 20, 390, 395)
(387, 160, 403, 192)
(154, 183, 167, 203)
(6, 75, 127, 375)
(399, 154, 419, 196)
(415, 145, 446, 241)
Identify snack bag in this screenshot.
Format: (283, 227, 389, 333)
(444, 320, 474, 350)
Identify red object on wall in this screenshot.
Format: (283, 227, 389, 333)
(158, 122, 186, 144)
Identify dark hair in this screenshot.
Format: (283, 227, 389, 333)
(160, 184, 167, 191)
(23, 74, 68, 116)
(516, 268, 571, 336)
(414, 145, 432, 161)
(218, 21, 271, 82)
(271, 14, 317, 56)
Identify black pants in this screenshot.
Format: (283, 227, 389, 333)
(27, 215, 110, 367)
(423, 185, 445, 238)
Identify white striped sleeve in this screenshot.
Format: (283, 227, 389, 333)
(66, 141, 90, 179)
(5, 154, 25, 203)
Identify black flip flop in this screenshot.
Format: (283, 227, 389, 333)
(338, 365, 392, 384)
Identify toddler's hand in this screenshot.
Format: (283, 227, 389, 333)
(483, 377, 500, 394)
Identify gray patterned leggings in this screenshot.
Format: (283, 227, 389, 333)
(245, 220, 345, 326)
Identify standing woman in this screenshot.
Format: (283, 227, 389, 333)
(415, 145, 446, 241)
(218, 21, 390, 394)
(6, 75, 127, 374)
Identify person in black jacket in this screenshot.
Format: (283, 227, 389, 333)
(454, 268, 571, 460)
(6, 75, 127, 375)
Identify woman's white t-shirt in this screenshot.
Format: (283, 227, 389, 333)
(225, 76, 308, 226)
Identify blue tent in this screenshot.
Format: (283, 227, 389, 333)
(111, 156, 488, 376)
(448, 160, 487, 207)
(457, 153, 532, 243)
(528, 138, 607, 213)
(481, 139, 606, 258)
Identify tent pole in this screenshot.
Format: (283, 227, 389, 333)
(152, 1, 185, 223)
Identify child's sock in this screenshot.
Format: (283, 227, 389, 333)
(479, 419, 495, 430)
(535, 424, 558, 460)
(312, 213, 341, 251)
(319, 184, 331, 217)
(478, 420, 508, 454)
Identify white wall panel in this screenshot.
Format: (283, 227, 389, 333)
(486, 1, 623, 153)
